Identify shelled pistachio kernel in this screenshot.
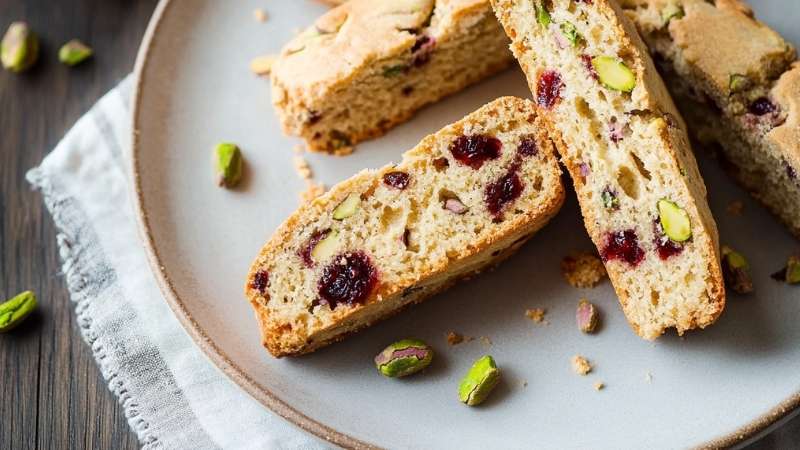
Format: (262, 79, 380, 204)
(576, 299, 598, 333)
(787, 255, 800, 285)
(333, 193, 360, 220)
(721, 245, 753, 294)
(535, 3, 551, 27)
(661, 3, 685, 25)
(374, 339, 433, 378)
(657, 199, 692, 242)
(214, 142, 243, 188)
(592, 56, 636, 93)
(311, 230, 340, 262)
(729, 74, 750, 93)
(1, 22, 38, 73)
(560, 22, 580, 47)
(458, 355, 501, 406)
(0, 291, 37, 333)
(58, 39, 93, 66)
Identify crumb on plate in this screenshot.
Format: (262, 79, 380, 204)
(571, 355, 592, 376)
(253, 8, 268, 23)
(561, 251, 607, 288)
(250, 54, 277, 76)
(293, 156, 313, 180)
(726, 200, 744, 216)
(299, 181, 325, 204)
(525, 308, 547, 324)
(593, 381, 604, 391)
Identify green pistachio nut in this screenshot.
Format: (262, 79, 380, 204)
(382, 64, 409, 77)
(214, 142, 243, 188)
(333, 193, 360, 220)
(661, 3, 685, 25)
(721, 245, 753, 294)
(560, 22, 581, 47)
(0, 291, 37, 333)
(729, 74, 750, 93)
(311, 230, 340, 262)
(657, 199, 692, 242)
(592, 56, 636, 93)
(458, 355, 501, 406)
(787, 255, 800, 285)
(536, 3, 551, 27)
(59, 39, 93, 66)
(374, 339, 433, 378)
(601, 189, 619, 210)
(1, 22, 39, 73)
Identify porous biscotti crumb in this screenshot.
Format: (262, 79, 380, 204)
(250, 55, 277, 76)
(593, 381, 605, 391)
(727, 200, 744, 216)
(446, 331, 473, 346)
(293, 156, 313, 180)
(560, 252, 607, 288)
(525, 308, 547, 324)
(299, 181, 325, 204)
(571, 355, 592, 376)
(253, 8, 268, 23)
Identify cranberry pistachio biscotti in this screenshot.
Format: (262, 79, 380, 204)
(621, 0, 800, 237)
(271, 0, 513, 154)
(491, 0, 725, 339)
(246, 97, 564, 357)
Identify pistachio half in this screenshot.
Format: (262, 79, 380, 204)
(214, 143, 243, 188)
(1, 22, 39, 73)
(0, 291, 37, 333)
(311, 230, 340, 262)
(374, 339, 433, 378)
(661, 3, 685, 25)
(592, 56, 636, 93)
(657, 199, 692, 242)
(536, 3, 551, 27)
(560, 22, 581, 47)
(458, 355, 501, 406)
(59, 39, 93, 66)
(333, 193, 360, 220)
(721, 245, 753, 294)
(729, 74, 750, 93)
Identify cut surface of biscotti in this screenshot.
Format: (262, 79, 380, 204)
(621, 0, 800, 237)
(491, 0, 725, 339)
(246, 97, 564, 357)
(271, 0, 513, 154)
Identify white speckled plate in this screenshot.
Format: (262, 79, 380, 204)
(131, 1, 800, 448)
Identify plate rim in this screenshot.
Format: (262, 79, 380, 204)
(128, 0, 800, 448)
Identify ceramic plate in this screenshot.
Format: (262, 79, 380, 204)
(131, 1, 800, 448)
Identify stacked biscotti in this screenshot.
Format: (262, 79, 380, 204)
(491, 0, 725, 339)
(271, 0, 513, 154)
(620, 0, 800, 238)
(247, 97, 565, 356)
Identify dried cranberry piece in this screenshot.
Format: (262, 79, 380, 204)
(251, 270, 270, 294)
(318, 251, 378, 309)
(537, 70, 564, 109)
(383, 171, 410, 190)
(749, 97, 777, 116)
(517, 136, 538, 157)
(298, 229, 330, 268)
(401, 86, 414, 96)
(307, 110, 322, 125)
(580, 54, 598, 80)
(600, 230, 645, 267)
(652, 220, 684, 260)
(449, 135, 502, 170)
(485, 169, 524, 218)
(411, 35, 436, 67)
(785, 160, 797, 180)
(609, 120, 625, 143)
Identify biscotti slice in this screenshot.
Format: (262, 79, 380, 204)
(491, 0, 725, 339)
(271, 0, 513, 154)
(621, 0, 800, 237)
(246, 97, 564, 357)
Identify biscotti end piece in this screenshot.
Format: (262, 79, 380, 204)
(622, 0, 800, 238)
(270, 0, 512, 154)
(247, 97, 565, 357)
(491, 0, 725, 339)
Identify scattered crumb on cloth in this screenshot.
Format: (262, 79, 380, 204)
(250, 55, 277, 76)
(480, 336, 492, 347)
(253, 8, 268, 22)
(525, 308, 547, 324)
(299, 181, 325, 204)
(446, 331, 470, 346)
(293, 156, 313, 180)
(571, 355, 592, 376)
(293, 145, 305, 155)
(593, 381, 604, 391)
(561, 251, 607, 288)
(727, 200, 744, 216)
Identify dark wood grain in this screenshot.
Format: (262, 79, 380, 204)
(0, 1, 157, 449)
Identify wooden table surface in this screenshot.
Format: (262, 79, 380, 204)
(0, 1, 797, 449)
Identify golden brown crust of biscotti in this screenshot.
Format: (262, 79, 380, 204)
(491, 0, 725, 339)
(271, 0, 512, 153)
(247, 97, 565, 357)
